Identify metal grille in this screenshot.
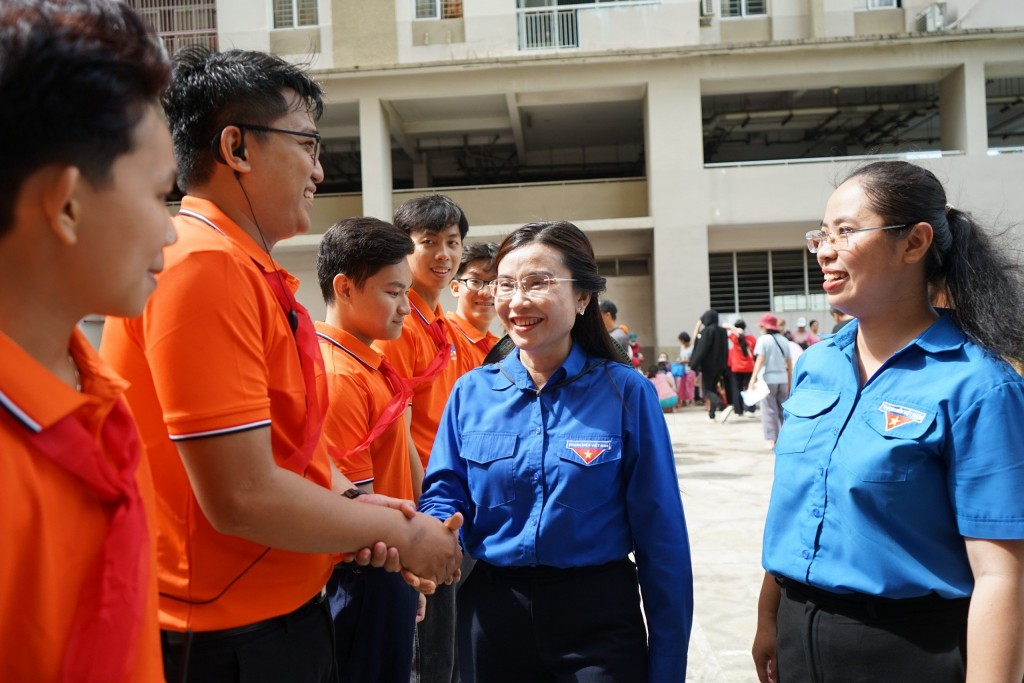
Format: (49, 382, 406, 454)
(709, 249, 824, 315)
(517, 8, 579, 50)
(126, 0, 217, 52)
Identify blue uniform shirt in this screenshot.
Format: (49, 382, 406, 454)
(763, 313, 1024, 599)
(420, 342, 693, 681)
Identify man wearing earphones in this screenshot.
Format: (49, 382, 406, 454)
(101, 48, 462, 682)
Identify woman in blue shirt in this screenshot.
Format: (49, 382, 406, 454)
(753, 161, 1024, 683)
(420, 221, 692, 683)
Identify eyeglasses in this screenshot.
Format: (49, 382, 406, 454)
(235, 123, 321, 164)
(454, 278, 495, 293)
(490, 275, 576, 300)
(805, 224, 913, 254)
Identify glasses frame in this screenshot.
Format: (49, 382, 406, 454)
(489, 275, 576, 300)
(453, 277, 495, 293)
(233, 123, 322, 164)
(805, 223, 913, 254)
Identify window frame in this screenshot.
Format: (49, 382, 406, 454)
(719, 0, 767, 19)
(272, 0, 319, 29)
(414, 0, 464, 21)
(867, 0, 899, 8)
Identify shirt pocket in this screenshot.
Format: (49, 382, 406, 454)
(460, 432, 517, 509)
(846, 402, 937, 483)
(776, 389, 841, 454)
(553, 434, 623, 512)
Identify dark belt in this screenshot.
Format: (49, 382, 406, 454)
(161, 587, 327, 646)
(476, 558, 634, 582)
(777, 577, 970, 621)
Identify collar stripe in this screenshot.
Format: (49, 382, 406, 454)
(315, 331, 375, 372)
(0, 387, 42, 433)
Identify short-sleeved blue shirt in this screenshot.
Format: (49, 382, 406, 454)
(763, 313, 1024, 599)
(419, 342, 693, 682)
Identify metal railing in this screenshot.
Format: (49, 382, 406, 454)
(126, 0, 217, 53)
(517, 8, 579, 50)
(704, 149, 961, 169)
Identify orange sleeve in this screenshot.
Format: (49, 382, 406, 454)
(141, 249, 273, 437)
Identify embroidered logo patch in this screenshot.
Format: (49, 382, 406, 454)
(878, 401, 926, 431)
(566, 440, 612, 464)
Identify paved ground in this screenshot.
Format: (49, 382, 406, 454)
(665, 405, 776, 683)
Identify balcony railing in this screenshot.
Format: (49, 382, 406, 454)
(517, 8, 579, 50)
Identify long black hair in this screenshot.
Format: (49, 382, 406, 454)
(845, 160, 1024, 366)
(494, 221, 623, 363)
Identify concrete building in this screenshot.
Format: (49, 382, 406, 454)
(129, 0, 1024, 357)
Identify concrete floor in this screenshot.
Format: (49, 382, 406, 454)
(666, 405, 775, 683)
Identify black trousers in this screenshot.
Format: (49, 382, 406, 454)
(457, 559, 648, 683)
(161, 592, 336, 683)
(776, 580, 969, 683)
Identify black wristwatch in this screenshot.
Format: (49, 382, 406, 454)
(342, 487, 366, 499)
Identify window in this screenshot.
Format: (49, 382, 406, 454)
(709, 249, 826, 314)
(720, 0, 766, 18)
(415, 0, 463, 20)
(273, 0, 317, 28)
(867, 0, 898, 8)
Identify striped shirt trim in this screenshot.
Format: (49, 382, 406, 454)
(168, 419, 271, 441)
(316, 331, 375, 372)
(0, 388, 42, 433)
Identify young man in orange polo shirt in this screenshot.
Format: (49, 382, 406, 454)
(375, 194, 468, 683)
(315, 216, 426, 683)
(0, 3, 176, 681)
(448, 242, 500, 374)
(100, 48, 461, 682)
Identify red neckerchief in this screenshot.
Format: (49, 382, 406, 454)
(316, 331, 413, 458)
(22, 400, 147, 682)
(258, 268, 328, 474)
(407, 307, 451, 389)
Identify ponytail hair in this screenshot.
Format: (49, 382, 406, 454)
(845, 161, 1024, 367)
(494, 221, 623, 363)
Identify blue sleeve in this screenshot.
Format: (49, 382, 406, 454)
(418, 383, 472, 535)
(948, 380, 1024, 539)
(622, 373, 693, 682)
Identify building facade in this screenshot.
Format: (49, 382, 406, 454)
(137, 0, 1024, 356)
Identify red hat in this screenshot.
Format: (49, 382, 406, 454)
(758, 313, 779, 331)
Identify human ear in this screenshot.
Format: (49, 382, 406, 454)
(577, 291, 591, 311)
(902, 222, 934, 265)
(213, 126, 252, 175)
(333, 273, 353, 301)
(42, 166, 82, 245)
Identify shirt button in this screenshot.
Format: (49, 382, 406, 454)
(801, 549, 810, 559)
(812, 508, 821, 518)
(818, 467, 824, 476)
(535, 428, 542, 435)
(530, 472, 540, 484)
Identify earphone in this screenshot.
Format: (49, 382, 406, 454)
(210, 126, 246, 164)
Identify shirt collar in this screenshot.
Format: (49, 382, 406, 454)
(178, 195, 280, 276)
(495, 341, 589, 392)
(447, 312, 488, 344)
(314, 321, 382, 371)
(0, 328, 126, 432)
(408, 289, 443, 325)
(829, 309, 964, 356)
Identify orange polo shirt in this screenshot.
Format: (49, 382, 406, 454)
(101, 196, 333, 632)
(316, 322, 414, 500)
(447, 312, 498, 377)
(0, 329, 162, 682)
(374, 290, 459, 469)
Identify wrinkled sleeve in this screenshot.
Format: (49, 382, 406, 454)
(949, 381, 1024, 540)
(622, 374, 693, 682)
(321, 371, 374, 484)
(418, 381, 472, 535)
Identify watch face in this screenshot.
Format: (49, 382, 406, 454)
(343, 488, 365, 499)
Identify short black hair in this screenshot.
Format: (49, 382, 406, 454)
(316, 216, 414, 304)
(678, 332, 691, 343)
(393, 194, 469, 239)
(457, 242, 498, 277)
(599, 300, 618, 319)
(162, 47, 324, 191)
(0, 0, 170, 236)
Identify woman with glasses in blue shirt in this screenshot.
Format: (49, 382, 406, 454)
(753, 160, 1024, 683)
(419, 221, 693, 683)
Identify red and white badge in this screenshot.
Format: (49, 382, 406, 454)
(565, 439, 612, 464)
(878, 401, 926, 431)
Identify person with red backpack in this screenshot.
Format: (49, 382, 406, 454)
(726, 319, 757, 419)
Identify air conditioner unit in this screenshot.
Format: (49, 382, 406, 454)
(921, 2, 946, 32)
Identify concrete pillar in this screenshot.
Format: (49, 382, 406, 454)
(645, 67, 708, 352)
(939, 60, 988, 156)
(359, 96, 393, 219)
